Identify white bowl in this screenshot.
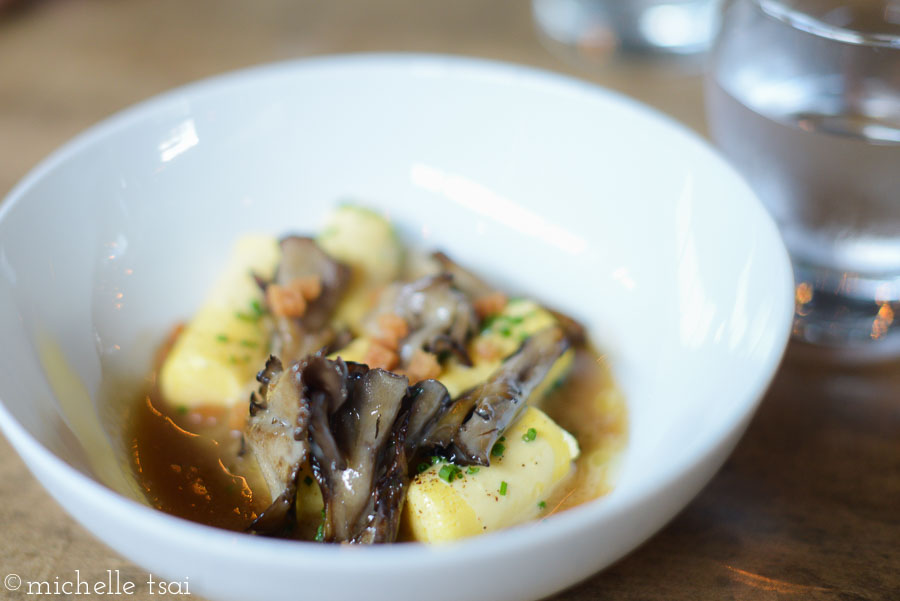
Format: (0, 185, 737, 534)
(0, 54, 793, 601)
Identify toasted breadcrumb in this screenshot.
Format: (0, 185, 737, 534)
(400, 349, 441, 383)
(266, 276, 322, 318)
(375, 313, 409, 349)
(266, 283, 307, 318)
(363, 340, 399, 371)
(295, 275, 322, 301)
(474, 337, 502, 361)
(474, 292, 508, 320)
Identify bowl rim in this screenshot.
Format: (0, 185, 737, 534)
(0, 52, 795, 568)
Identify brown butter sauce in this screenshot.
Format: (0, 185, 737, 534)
(128, 325, 267, 531)
(129, 394, 265, 531)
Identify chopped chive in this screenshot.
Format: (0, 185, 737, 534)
(239, 339, 259, 348)
(499, 481, 508, 496)
(235, 311, 256, 322)
(320, 508, 326, 518)
(548, 376, 566, 394)
(430, 455, 443, 465)
(538, 500, 547, 510)
(466, 466, 480, 475)
(499, 326, 512, 337)
(215, 333, 229, 343)
(304, 476, 313, 486)
(499, 436, 506, 442)
(438, 464, 462, 483)
(176, 405, 188, 415)
(522, 427, 537, 442)
(482, 315, 501, 329)
(417, 462, 430, 473)
(491, 442, 505, 458)
(314, 523, 324, 542)
(250, 299, 264, 318)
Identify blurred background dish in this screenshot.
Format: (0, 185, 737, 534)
(532, 0, 723, 62)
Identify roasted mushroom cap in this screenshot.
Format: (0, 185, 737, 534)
(303, 357, 413, 543)
(428, 325, 570, 465)
(243, 357, 309, 535)
(261, 237, 352, 361)
(242, 353, 461, 544)
(405, 378, 454, 451)
(242, 326, 570, 540)
(413, 251, 587, 347)
(430, 251, 495, 301)
(275, 237, 350, 330)
(366, 273, 478, 367)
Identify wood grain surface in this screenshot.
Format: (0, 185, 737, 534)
(0, 1, 897, 600)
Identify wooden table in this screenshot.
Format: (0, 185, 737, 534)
(0, 1, 896, 599)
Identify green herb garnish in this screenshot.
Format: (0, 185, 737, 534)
(538, 500, 547, 510)
(547, 376, 566, 394)
(499, 481, 508, 496)
(314, 524, 324, 542)
(491, 442, 506, 458)
(239, 339, 259, 348)
(466, 466, 480, 475)
(215, 333, 229, 343)
(176, 405, 188, 415)
(481, 314, 501, 330)
(438, 464, 462, 483)
(522, 427, 537, 442)
(417, 462, 430, 473)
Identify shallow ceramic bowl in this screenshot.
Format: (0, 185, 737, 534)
(0, 55, 793, 601)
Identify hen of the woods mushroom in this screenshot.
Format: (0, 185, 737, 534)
(130, 205, 627, 544)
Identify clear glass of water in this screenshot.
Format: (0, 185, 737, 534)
(532, 0, 724, 61)
(706, 0, 900, 356)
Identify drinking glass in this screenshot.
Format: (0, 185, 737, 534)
(706, 0, 900, 356)
(532, 0, 723, 60)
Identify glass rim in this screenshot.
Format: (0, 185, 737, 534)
(757, 0, 900, 48)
